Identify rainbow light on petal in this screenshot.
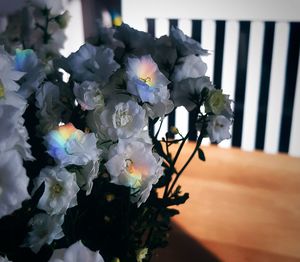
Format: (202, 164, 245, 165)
(15, 49, 34, 71)
(46, 123, 80, 158)
(137, 58, 157, 87)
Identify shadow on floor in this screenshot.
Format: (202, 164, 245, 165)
(152, 222, 221, 262)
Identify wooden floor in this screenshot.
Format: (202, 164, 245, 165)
(153, 144, 300, 262)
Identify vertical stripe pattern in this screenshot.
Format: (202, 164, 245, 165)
(144, 18, 300, 156)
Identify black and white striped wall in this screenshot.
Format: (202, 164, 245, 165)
(122, 0, 300, 157)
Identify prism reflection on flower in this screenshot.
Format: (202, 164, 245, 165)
(45, 123, 101, 167)
(105, 139, 163, 206)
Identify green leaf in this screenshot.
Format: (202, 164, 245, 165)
(198, 148, 206, 161)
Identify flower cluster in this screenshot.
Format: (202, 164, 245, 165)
(0, 1, 233, 261)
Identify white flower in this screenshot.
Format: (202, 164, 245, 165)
(24, 213, 64, 253)
(0, 47, 25, 96)
(15, 49, 45, 99)
(0, 150, 30, 219)
(170, 27, 208, 56)
(172, 55, 207, 82)
(65, 43, 120, 83)
(73, 81, 104, 111)
(45, 123, 101, 167)
(99, 98, 147, 141)
(126, 55, 173, 118)
(30, 0, 64, 15)
(206, 115, 232, 143)
(0, 104, 34, 160)
(0, 255, 12, 262)
(105, 139, 163, 206)
(77, 160, 100, 195)
(48, 240, 104, 262)
(171, 76, 213, 111)
(34, 166, 79, 215)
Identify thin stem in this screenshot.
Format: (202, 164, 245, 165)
(167, 133, 204, 197)
(154, 118, 164, 139)
(172, 131, 190, 166)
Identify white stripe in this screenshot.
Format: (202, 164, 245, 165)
(175, 106, 189, 138)
(264, 22, 290, 154)
(173, 20, 192, 139)
(154, 117, 169, 140)
(201, 20, 216, 80)
(219, 21, 240, 148)
(154, 19, 170, 140)
(201, 20, 217, 146)
(155, 18, 169, 38)
(241, 21, 265, 151)
(289, 52, 300, 157)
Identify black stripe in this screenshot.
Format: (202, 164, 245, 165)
(279, 22, 300, 152)
(255, 22, 275, 150)
(147, 19, 155, 137)
(147, 18, 155, 37)
(192, 20, 202, 41)
(148, 118, 155, 138)
(232, 21, 251, 147)
(213, 20, 226, 89)
(188, 20, 202, 141)
(168, 19, 178, 138)
(169, 19, 178, 31)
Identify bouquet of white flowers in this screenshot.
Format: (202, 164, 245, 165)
(0, 1, 233, 261)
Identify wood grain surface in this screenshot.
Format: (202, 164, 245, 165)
(153, 144, 300, 262)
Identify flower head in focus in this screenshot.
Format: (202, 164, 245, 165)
(34, 166, 79, 215)
(64, 43, 120, 83)
(73, 81, 104, 111)
(99, 97, 147, 141)
(45, 123, 101, 167)
(206, 115, 231, 143)
(126, 55, 173, 118)
(105, 138, 163, 206)
(23, 213, 64, 253)
(49, 240, 104, 262)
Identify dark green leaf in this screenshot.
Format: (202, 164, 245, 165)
(198, 148, 206, 161)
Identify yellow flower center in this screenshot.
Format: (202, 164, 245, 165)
(0, 80, 5, 99)
(51, 183, 63, 195)
(139, 76, 152, 86)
